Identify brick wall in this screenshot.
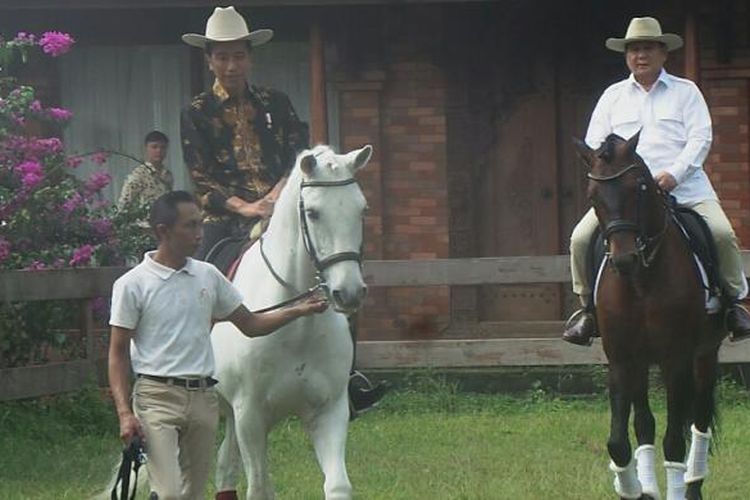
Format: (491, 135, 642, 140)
(699, 0, 750, 245)
(703, 77, 750, 243)
(336, 7, 451, 340)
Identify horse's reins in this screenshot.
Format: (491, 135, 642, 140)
(588, 162, 672, 268)
(110, 436, 146, 500)
(256, 176, 362, 312)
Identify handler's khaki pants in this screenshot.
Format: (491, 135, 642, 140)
(569, 200, 747, 300)
(133, 377, 219, 500)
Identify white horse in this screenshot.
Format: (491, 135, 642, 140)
(211, 144, 373, 500)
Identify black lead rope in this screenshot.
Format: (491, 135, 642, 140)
(111, 436, 146, 500)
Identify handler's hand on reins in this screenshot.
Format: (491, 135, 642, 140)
(294, 293, 329, 316)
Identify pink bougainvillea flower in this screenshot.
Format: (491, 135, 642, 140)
(90, 151, 110, 165)
(66, 155, 83, 169)
(84, 170, 112, 194)
(26, 260, 46, 271)
(46, 107, 73, 122)
(61, 192, 83, 214)
(90, 217, 113, 237)
(21, 171, 43, 189)
(38, 31, 75, 57)
(69, 244, 94, 267)
(29, 100, 43, 113)
(6, 136, 63, 158)
(16, 159, 44, 189)
(13, 32, 36, 44)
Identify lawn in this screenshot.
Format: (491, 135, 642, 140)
(1, 375, 749, 499)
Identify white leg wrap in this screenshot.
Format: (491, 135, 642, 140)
(635, 444, 661, 499)
(664, 461, 687, 500)
(610, 459, 643, 499)
(685, 424, 711, 483)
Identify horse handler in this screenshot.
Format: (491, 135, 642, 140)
(108, 191, 327, 500)
(563, 16, 750, 346)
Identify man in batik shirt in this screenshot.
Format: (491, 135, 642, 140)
(181, 6, 387, 418)
(180, 11, 307, 259)
(119, 130, 174, 211)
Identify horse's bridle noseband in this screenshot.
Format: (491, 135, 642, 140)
(588, 162, 671, 268)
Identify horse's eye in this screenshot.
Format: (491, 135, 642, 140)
(306, 209, 319, 221)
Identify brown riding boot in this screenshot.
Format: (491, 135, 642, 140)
(727, 302, 750, 342)
(562, 307, 597, 346)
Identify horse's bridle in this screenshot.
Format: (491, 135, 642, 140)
(298, 178, 363, 272)
(588, 162, 671, 268)
(258, 176, 362, 302)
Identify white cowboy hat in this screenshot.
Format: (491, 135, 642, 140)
(605, 16, 683, 52)
(182, 6, 273, 49)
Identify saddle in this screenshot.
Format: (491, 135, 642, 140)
(589, 206, 723, 305)
(206, 220, 267, 281)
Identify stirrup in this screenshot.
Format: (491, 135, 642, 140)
(350, 370, 374, 390)
(563, 308, 588, 330)
(726, 302, 750, 342)
(348, 371, 387, 421)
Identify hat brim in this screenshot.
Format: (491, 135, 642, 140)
(182, 29, 273, 49)
(605, 33, 683, 52)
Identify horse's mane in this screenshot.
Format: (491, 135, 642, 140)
(266, 144, 338, 235)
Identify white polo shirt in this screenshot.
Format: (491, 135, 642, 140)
(585, 69, 716, 205)
(110, 252, 243, 378)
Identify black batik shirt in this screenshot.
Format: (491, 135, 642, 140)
(181, 80, 309, 222)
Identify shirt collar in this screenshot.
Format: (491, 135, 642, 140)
(143, 251, 197, 280)
(628, 68, 671, 91)
(212, 79, 253, 104)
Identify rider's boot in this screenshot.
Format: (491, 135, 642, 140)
(562, 297, 597, 346)
(347, 316, 389, 420)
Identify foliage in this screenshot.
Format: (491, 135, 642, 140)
(0, 31, 153, 367)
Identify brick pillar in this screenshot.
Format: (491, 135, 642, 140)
(703, 79, 750, 245)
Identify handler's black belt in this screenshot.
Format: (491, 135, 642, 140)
(137, 374, 218, 389)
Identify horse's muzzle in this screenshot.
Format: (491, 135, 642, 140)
(331, 284, 368, 313)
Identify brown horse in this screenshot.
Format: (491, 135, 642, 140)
(575, 133, 724, 500)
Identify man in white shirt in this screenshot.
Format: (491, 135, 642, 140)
(108, 190, 327, 500)
(563, 16, 750, 346)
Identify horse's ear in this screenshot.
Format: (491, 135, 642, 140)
(625, 130, 641, 157)
(300, 153, 316, 175)
(572, 137, 594, 169)
(349, 145, 373, 173)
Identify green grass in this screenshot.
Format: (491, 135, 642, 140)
(1, 376, 749, 499)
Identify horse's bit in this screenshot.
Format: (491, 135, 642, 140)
(257, 177, 362, 310)
(588, 162, 671, 268)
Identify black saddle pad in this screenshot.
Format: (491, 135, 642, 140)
(587, 207, 722, 298)
(674, 207, 722, 295)
(206, 236, 248, 276)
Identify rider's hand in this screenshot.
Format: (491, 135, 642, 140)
(119, 411, 144, 444)
(654, 171, 677, 192)
(237, 199, 274, 219)
(294, 295, 329, 316)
